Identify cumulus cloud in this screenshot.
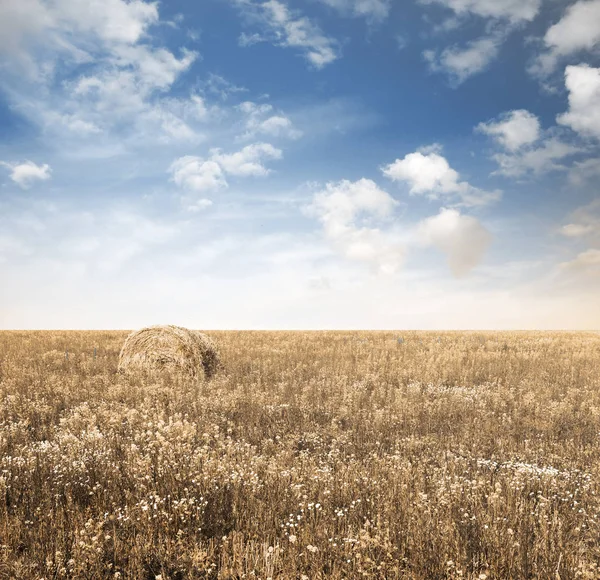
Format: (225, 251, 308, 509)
(491, 138, 581, 177)
(239, 32, 268, 46)
(314, 0, 391, 22)
(184, 198, 214, 213)
(569, 157, 600, 185)
(311, 178, 397, 227)
(559, 248, 600, 278)
(531, 0, 600, 76)
(234, 0, 340, 68)
(209, 142, 282, 176)
(383, 149, 460, 194)
(169, 142, 282, 201)
(418, 208, 492, 277)
(309, 179, 405, 274)
(557, 64, 600, 140)
(424, 33, 503, 85)
(382, 148, 501, 206)
(476, 109, 540, 151)
(168, 157, 227, 193)
(420, 0, 540, 84)
(463, 90, 599, 204)
(204, 74, 248, 101)
(73, 51, 194, 95)
(0, 0, 159, 75)
(65, 45, 199, 140)
(557, 200, 600, 283)
(561, 223, 594, 238)
(110, 45, 197, 91)
(559, 200, 600, 245)
(0, 160, 52, 189)
(477, 109, 581, 177)
(418, 0, 540, 23)
(0, 0, 203, 145)
(0, 0, 54, 71)
(237, 101, 302, 140)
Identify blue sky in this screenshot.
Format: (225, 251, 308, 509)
(0, 0, 599, 329)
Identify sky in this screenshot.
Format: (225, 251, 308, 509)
(0, 0, 599, 330)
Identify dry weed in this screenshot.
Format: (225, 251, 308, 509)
(0, 330, 599, 578)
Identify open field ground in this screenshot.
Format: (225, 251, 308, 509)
(1, 330, 600, 579)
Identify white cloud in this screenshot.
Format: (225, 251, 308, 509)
(184, 198, 214, 213)
(382, 148, 501, 206)
(418, 0, 540, 23)
(557, 201, 600, 284)
(311, 178, 397, 228)
(169, 141, 283, 203)
(383, 150, 459, 194)
(0, 160, 52, 189)
(258, 115, 299, 136)
(420, 0, 540, 84)
(309, 179, 405, 273)
(561, 223, 594, 238)
(0, 0, 203, 145)
(418, 208, 492, 277)
(557, 64, 600, 140)
(235, 0, 340, 68)
(45, 113, 102, 135)
(210, 142, 283, 176)
(490, 138, 581, 177)
(569, 157, 600, 185)
(168, 157, 227, 193)
(66, 46, 199, 138)
(396, 34, 409, 50)
(477, 108, 582, 177)
(314, 0, 391, 22)
(237, 101, 302, 140)
(0, 0, 54, 71)
(204, 74, 248, 100)
(531, 0, 600, 76)
(476, 109, 540, 151)
(544, 0, 600, 54)
(0, 0, 160, 77)
(559, 248, 600, 274)
(560, 200, 600, 244)
(424, 33, 503, 84)
(4, 195, 600, 330)
(110, 45, 197, 91)
(53, 0, 159, 45)
(239, 32, 268, 46)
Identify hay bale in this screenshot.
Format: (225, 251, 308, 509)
(118, 325, 220, 379)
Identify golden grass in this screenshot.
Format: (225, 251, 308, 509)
(118, 325, 220, 380)
(0, 330, 599, 578)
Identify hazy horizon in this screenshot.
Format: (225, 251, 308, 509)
(1, 0, 599, 329)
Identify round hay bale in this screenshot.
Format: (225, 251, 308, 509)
(118, 325, 220, 379)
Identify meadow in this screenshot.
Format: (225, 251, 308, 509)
(0, 330, 599, 579)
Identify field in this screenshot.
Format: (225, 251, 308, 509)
(1, 330, 599, 579)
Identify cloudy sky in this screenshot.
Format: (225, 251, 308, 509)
(0, 0, 599, 329)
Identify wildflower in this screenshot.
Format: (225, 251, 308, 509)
(289, 535, 297, 543)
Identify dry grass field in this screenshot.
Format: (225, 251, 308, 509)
(1, 330, 600, 579)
